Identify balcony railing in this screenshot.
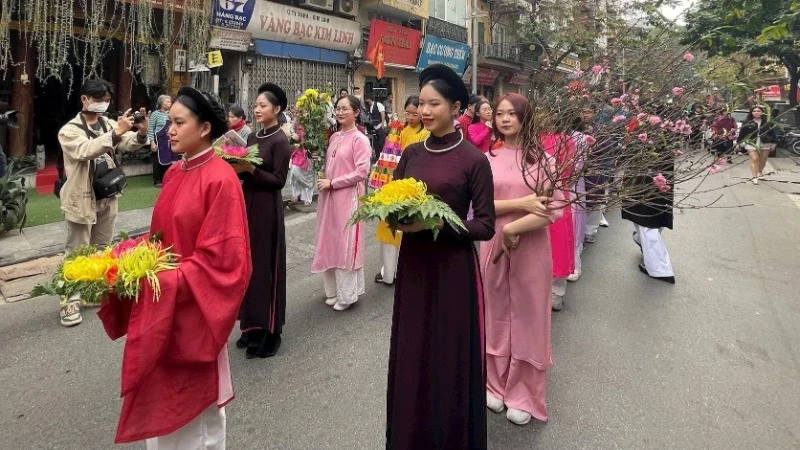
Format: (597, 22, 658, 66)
(479, 43, 522, 63)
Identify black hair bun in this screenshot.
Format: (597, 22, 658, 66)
(257, 83, 288, 113)
(419, 64, 470, 110)
(176, 86, 228, 140)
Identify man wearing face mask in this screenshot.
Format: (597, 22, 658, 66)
(56, 78, 149, 327)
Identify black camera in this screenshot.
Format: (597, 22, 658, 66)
(131, 111, 146, 124)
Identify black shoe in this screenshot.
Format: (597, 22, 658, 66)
(235, 333, 249, 349)
(246, 332, 281, 359)
(638, 263, 675, 284)
(374, 272, 394, 286)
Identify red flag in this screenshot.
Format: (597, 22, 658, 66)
(367, 39, 385, 80)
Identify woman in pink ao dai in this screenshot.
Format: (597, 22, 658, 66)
(480, 94, 565, 426)
(311, 95, 372, 311)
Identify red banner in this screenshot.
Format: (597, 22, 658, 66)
(366, 19, 422, 68)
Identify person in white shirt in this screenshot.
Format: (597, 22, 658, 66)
(365, 94, 386, 158)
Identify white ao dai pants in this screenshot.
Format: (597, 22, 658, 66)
(145, 405, 226, 450)
(632, 224, 674, 277)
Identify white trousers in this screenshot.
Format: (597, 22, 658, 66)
(552, 277, 567, 296)
(573, 239, 583, 273)
(632, 224, 674, 277)
(585, 209, 604, 237)
(378, 243, 399, 284)
(292, 185, 314, 203)
(145, 405, 226, 450)
(322, 268, 365, 306)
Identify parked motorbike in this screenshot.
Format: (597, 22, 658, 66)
(784, 128, 800, 156)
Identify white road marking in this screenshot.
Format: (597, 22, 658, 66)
(788, 194, 800, 211)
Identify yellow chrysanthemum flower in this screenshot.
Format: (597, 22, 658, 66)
(63, 254, 116, 283)
(368, 178, 429, 206)
(304, 88, 320, 99)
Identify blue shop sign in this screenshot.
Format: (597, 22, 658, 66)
(416, 35, 470, 75)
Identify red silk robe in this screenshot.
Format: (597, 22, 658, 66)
(98, 149, 252, 443)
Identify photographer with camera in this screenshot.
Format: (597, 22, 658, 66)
(56, 78, 149, 327)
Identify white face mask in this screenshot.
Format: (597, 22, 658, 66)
(86, 101, 110, 113)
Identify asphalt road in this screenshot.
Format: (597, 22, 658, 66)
(1, 161, 799, 449)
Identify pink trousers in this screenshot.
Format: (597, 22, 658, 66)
(487, 354, 549, 422)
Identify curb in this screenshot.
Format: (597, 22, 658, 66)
(0, 193, 314, 268)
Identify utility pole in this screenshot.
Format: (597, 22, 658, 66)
(471, 0, 478, 94)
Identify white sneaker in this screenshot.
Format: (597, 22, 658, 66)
(333, 301, 353, 311)
(60, 299, 82, 327)
(599, 214, 610, 227)
(325, 297, 338, 306)
(752, 178, 759, 185)
(567, 270, 582, 282)
(486, 392, 504, 413)
(552, 293, 564, 311)
(757, 172, 764, 179)
(506, 408, 532, 426)
(584, 234, 596, 244)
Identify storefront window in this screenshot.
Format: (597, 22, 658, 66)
(432, 0, 466, 26)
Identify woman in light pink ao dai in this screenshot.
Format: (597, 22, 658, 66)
(480, 94, 566, 426)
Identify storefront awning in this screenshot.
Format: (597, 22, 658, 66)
(463, 67, 500, 86)
(254, 40, 348, 65)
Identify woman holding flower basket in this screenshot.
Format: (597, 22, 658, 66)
(232, 82, 292, 359)
(385, 65, 495, 449)
(98, 87, 252, 447)
(311, 94, 372, 311)
(368, 95, 429, 286)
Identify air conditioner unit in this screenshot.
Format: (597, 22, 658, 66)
(299, 0, 334, 12)
(334, 0, 358, 16)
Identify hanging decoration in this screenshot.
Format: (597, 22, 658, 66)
(0, 0, 214, 89)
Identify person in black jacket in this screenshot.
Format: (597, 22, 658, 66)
(736, 105, 777, 184)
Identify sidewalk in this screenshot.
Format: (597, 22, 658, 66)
(0, 185, 314, 267)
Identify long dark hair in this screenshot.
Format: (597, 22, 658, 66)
(490, 93, 534, 158)
(746, 105, 765, 122)
(472, 100, 490, 124)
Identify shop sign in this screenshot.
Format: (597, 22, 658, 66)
(210, 27, 252, 52)
(557, 55, 581, 72)
(416, 34, 470, 74)
(366, 19, 422, 69)
(756, 85, 782, 101)
(426, 17, 468, 43)
(173, 48, 187, 72)
(505, 72, 531, 85)
(206, 50, 224, 68)
(212, 0, 361, 53)
(463, 67, 500, 86)
(124, 0, 185, 12)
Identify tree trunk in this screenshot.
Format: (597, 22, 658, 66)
(9, 33, 35, 157)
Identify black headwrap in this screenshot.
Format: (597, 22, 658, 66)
(419, 64, 470, 110)
(175, 86, 228, 140)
